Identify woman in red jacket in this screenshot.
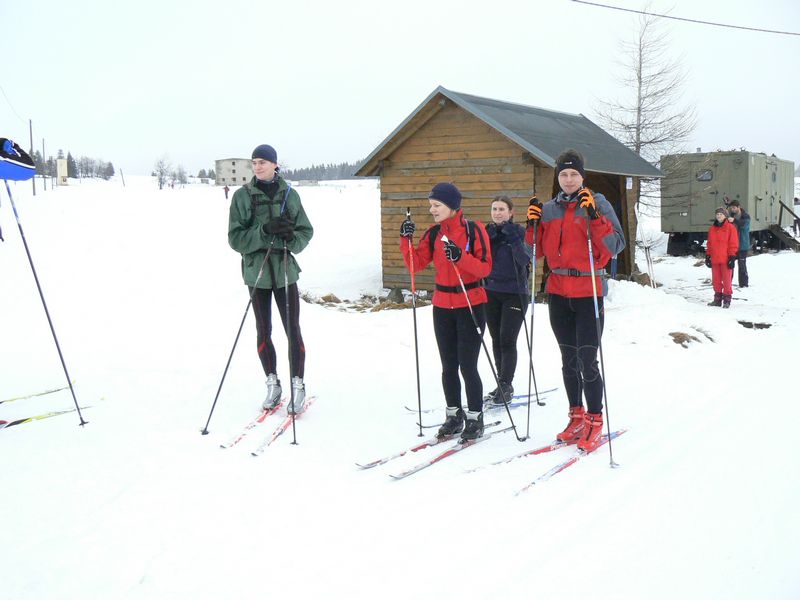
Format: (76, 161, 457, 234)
(526, 149, 626, 452)
(400, 183, 492, 441)
(705, 207, 739, 308)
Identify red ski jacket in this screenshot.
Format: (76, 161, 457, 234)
(525, 191, 626, 298)
(400, 210, 492, 309)
(706, 220, 739, 264)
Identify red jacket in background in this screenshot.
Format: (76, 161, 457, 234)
(706, 221, 739, 264)
(400, 210, 492, 309)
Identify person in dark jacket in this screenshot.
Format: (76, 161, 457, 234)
(705, 206, 739, 308)
(726, 199, 750, 287)
(228, 144, 314, 414)
(525, 149, 625, 452)
(483, 195, 533, 405)
(400, 183, 492, 441)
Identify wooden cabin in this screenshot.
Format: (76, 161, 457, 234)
(355, 86, 662, 291)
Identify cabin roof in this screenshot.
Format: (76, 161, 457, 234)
(356, 86, 663, 179)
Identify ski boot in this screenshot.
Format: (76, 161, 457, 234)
(461, 410, 485, 441)
(262, 373, 282, 410)
(707, 293, 722, 307)
(437, 407, 464, 438)
(491, 382, 514, 406)
(287, 376, 306, 414)
(556, 406, 585, 442)
(483, 387, 499, 403)
(722, 294, 731, 309)
(577, 412, 604, 452)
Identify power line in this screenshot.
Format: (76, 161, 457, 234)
(571, 0, 800, 36)
(0, 84, 27, 123)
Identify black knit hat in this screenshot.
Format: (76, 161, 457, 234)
(555, 148, 586, 178)
(252, 144, 277, 163)
(429, 182, 462, 210)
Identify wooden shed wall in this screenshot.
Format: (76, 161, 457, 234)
(380, 103, 536, 291)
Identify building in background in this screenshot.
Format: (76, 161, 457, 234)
(215, 158, 252, 186)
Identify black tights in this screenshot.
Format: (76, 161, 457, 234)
(548, 294, 604, 414)
(250, 284, 305, 379)
(485, 290, 528, 385)
(433, 306, 485, 413)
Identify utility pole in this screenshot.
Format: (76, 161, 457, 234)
(29, 119, 36, 196)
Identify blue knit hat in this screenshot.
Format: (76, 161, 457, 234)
(252, 144, 277, 163)
(429, 182, 462, 210)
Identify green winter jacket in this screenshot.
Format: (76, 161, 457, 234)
(228, 176, 314, 289)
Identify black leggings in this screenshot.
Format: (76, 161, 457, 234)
(485, 290, 529, 385)
(433, 306, 485, 412)
(250, 284, 305, 379)
(548, 294, 604, 414)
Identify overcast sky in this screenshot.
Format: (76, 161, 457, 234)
(2, 0, 798, 176)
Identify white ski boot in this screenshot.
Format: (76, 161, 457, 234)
(287, 376, 306, 414)
(262, 373, 282, 410)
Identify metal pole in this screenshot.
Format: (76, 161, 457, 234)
(3, 180, 86, 426)
(201, 240, 276, 435)
(406, 207, 424, 436)
(442, 235, 525, 442)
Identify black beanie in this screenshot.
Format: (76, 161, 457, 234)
(428, 182, 462, 210)
(252, 144, 278, 163)
(555, 149, 586, 178)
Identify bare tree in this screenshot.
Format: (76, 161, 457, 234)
(595, 9, 697, 217)
(154, 156, 171, 190)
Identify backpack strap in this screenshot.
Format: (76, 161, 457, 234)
(427, 219, 482, 258)
(243, 181, 293, 227)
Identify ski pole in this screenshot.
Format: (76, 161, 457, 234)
(406, 207, 424, 437)
(3, 179, 87, 427)
(525, 220, 544, 439)
(441, 235, 525, 442)
(284, 247, 299, 445)
(201, 238, 276, 435)
(584, 215, 618, 468)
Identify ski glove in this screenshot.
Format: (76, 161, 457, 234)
(400, 218, 416, 238)
(527, 197, 543, 225)
(578, 188, 598, 220)
(262, 217, 295, 241)
(727, 256, 736, 269)
(501, 223, 522, 243)
(704, 255, 712, 268)
(443, 239, 462, 262)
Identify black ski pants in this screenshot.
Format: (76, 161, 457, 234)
(433, 305, 485, 413)
(485, 290, 529, 386)
(250, 283, 305, 380)
(548, 294, 604, 414)
(736, 250, 749, 287)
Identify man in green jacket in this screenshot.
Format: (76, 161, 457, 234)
(228, 144, 314, 413)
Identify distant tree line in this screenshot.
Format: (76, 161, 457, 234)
(197, 168, 216, 179)
(281, 160, 364, 181)
(31, 149, 115, 180)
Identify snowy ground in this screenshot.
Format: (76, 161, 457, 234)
(1, 177, 798, 599)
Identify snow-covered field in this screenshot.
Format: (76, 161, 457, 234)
(1, 177, 798, 599)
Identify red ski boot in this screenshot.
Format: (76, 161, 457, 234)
(556, 406, 585, 442)
(577, 412, 604, 452)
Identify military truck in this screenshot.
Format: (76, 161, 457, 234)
(660, 151, 796, 255)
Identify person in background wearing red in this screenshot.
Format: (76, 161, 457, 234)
(400, 183, 492, 441)
(705, 206, 739, 308)
(525, 149, 625, 452)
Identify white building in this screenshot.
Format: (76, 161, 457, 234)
(215, 158, 253, 186)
